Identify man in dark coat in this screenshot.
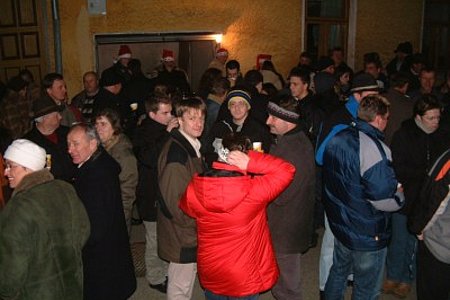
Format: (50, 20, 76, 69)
(67, 123, 136, 300)
(132, 94, 178, 292)
(266, 95, 316, 300)
(24, 95, 75, 182)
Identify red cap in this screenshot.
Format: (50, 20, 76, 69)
(256, 54, 272, 70)
(118, 45, 132, 59)
(162, 49, 175, 62)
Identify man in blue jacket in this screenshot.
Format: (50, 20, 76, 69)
(323, 95, 404, 300)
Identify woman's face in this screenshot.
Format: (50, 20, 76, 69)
(95, 116, 115, 143)
(339, 72, 350, 86)
(419, 108, 441, 133)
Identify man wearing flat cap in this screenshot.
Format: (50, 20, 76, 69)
(23, 95, 75, 182)
(0, 139, 90, 300)
(266, 95, 316, 300)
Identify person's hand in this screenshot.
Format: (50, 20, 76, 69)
(227, 151, 250, 170)
(166, 117, 179, 132)
(417, 233, 423, 240)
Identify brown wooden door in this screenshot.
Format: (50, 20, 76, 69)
(0, 0, 46, 83)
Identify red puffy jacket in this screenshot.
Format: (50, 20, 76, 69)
(179, 151, 295, 297)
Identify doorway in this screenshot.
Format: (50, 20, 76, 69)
(95, 33, 218, 94)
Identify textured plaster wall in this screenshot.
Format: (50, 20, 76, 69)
(58, 0, 302, 96)
(355, 0, 423, 72)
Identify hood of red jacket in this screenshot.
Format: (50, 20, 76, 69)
(191, 163, 251, 213)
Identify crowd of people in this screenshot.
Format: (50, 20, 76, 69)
(0, 42, 450, 300)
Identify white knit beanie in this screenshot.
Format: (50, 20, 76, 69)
(4, 139, 47, 171)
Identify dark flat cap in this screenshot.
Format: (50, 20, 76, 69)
(32, 95, 63, 118)
(350, 73, 379, 93)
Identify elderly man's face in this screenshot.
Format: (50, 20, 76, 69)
(67, 127, 98, 165)
(83, 74, 99, 94)
(266, 114, 292, 135)
(42, 111, 62, 132)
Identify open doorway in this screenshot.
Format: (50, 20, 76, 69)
(95, 33, 218, 93)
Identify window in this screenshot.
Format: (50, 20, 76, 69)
(304, 0, 349, 63)
(422, 0, 449, 71)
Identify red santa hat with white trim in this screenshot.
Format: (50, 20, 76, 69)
(117, 45, 132, 60)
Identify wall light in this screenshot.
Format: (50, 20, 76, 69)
(215, 34, 223, 44)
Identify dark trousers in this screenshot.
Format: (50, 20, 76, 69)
(417, 241, 450, 300)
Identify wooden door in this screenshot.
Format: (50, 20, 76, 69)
(0, 0, 46, 83)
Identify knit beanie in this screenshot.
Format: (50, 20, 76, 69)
(267, 101, 299, 124)
(227, 89, 251, 109)
(4, 139, 46, 171)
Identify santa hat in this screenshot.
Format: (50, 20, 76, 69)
(4, 139, 47, 171)
(162, 49, 175, 62)
(117, 45, 132, 60)
(256, 54, 272, 70)
(216, 48, 228, 57)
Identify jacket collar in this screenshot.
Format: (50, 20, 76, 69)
(12, 169, 54, 196)
(356, 119, 384, 141)
(345, 95, 359, 118)
(212, 161, 247, 175)
(171, 129, 200, 158)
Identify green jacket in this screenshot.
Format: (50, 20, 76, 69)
(0, 169, 90, 300)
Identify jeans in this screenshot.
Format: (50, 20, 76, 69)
(143, 221, 168, 285)
(386, 212, 417, 283)
(205, 290, 258, 300)
(324, 239, 387, 300)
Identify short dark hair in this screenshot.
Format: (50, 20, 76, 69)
(175, 97, 206, 117)
(42, 73, 64, 90)
(83, 71, 98, 81)
(145, 93, 172, 114)
(244, 70, 263, 87)
(389, 72, 410, 88)
(226, 60, 240, 70)
(222, 132, 252, 153)
(413, 94, 442, 117)
(358, 94, 390, 122)
(211, 78, 230, 96)
(95, 108, 122, 135)
(288, 67, 311, 85)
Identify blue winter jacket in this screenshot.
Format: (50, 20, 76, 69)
(323, 120, 404, 251)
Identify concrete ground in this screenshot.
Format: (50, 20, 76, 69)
(128, 224, 416, 300)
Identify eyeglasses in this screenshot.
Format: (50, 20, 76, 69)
(421, 115, 440, 122)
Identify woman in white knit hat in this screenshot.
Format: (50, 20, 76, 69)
(0, 139, 90, 300)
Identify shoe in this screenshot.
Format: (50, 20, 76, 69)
(149, 277, 168, 294)
(382, 279, 399, 294)
(131, 218, 143, 225)
(393, 283, 411, 298)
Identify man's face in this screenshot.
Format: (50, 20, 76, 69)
(266, 114, 292, 135)
(299, 56, 311, 66)
(289, 76, 308, 98)
(178, 108, 205, 139)
(420, 71, 435, 93)
(217, 55, 228, 64)
(47, 79, 67, 102)
(149, 103, 173, 125)
(67, 127, 98, 165)
(119, 58, 130, 67)
(4, 160, 30, 188)
(163, 60, 175, 71)
(229, 99, 249, 123)
(376, 112, 389, 132)
(332, 50, 344, 65)
(365, 63, 381, 79)
(226, 68, 239, 81)
(83, 74, 99, 94)
(42, 111, 62, 132)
